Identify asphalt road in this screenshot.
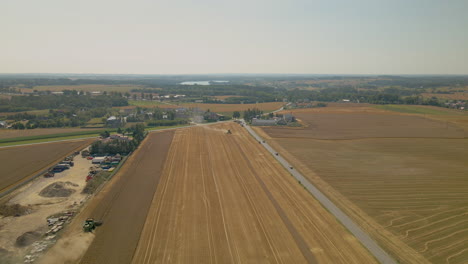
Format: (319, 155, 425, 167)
(243, 121, 396, 264)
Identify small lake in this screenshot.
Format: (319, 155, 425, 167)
(180, 80, 229, 85)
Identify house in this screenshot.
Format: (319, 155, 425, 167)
(0, 121, 7, 128)
(204, 112, 221, 121)
(252, 118, 278, 126)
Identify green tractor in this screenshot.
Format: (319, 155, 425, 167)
(83, 218, 103, 232)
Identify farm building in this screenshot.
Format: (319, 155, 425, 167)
(92, 157, 106, 164)
(252, 118, 278, 126)
(204, 112, 223, 121)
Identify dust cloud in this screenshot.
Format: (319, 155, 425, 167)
(38, 232, 94, 264)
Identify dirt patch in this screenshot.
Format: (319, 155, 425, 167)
(15, 231, 41, 247)
(0, 154, 93, 263)
(0, 247, 20, 264)
(0, 203, 30, 217)
(39, 182, 76, 198)
(39, 232, 94, 264)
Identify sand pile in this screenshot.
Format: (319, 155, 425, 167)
(15, 231, 41, 247)
(39, 182, 77, 198)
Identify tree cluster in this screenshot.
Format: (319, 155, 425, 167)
(90, 124, 147, 155)
(243, 108, 263, 122)
(0, 94, 127, 113)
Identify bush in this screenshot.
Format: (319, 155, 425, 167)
(82, 172, 112, 194)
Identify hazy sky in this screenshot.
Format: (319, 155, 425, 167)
(1, 0, 467, 74)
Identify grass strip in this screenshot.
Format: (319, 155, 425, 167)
(0, 129, 117, 144)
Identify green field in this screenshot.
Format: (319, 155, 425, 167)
(374, 104, 466, 116)
(0, 125, 192, 147)
(0, 134, 98, 147)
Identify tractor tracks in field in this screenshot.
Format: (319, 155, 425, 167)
(244, 122, 397, 264)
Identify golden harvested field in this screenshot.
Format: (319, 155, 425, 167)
(182, 101, 284, 113)
(127, 101, 284, 113)
(79, 131, 175, 264)
(131, 123, 375, 263)
(21, 84, 141, 93)
(258, 105, 468, 264)
(0, 128, 101, 140)
(0, 139, 92, 192)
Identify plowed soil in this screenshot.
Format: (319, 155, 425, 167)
(78, 130, 174, 264)
(0, 139, 92, 193)
(131, 123, 376, 263)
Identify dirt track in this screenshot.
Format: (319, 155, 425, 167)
(131, 123, 376, 263)
(78, 131, 174, 264)
(0, 139, 92, 194)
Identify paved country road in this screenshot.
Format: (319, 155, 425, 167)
(243, 121, 397, 264)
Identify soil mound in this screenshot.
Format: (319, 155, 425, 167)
(0, 203, 30, 217)
(15, 231, 41, 247)
(39, 182, 76, 198)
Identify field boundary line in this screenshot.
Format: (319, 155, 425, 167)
(242, 120, 397, 264)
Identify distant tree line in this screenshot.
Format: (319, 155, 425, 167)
(0, 93, 127, 113)
(286, 87, 448, 106)
(243, 108, 263, 122)
(5, 108, 114, 129)
(133, 85, 283, 103)
(147, 119, 188, 127)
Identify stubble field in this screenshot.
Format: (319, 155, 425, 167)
(258, 105, 468, 264)
(79, 131, 175, 264)
(131, 123, 375, 263)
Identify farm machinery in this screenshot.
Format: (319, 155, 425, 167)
(83, 218, 103, 232)
(226, 129, 232, 134)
